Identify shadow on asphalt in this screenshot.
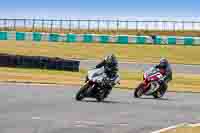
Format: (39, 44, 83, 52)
(138, 97, 170, 101)
(74, 97, 172, 104)
(78, 99, 133, 105)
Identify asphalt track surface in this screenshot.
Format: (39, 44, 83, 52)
(80, 60, 200, 74)
(0, 83, 200, 133)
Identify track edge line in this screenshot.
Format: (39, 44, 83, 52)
(151, 123, 188, 133)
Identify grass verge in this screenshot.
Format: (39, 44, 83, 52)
(0, 41, 200, 64)
(1, 67, 200, 92)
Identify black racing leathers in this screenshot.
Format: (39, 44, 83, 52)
(155, 64, 172, 83)
(95, 59, 119, 86)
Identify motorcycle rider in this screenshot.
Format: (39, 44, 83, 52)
(85, 54, 120, 86)
(154, 58, 172, 93)
(95, 54, 120, 87)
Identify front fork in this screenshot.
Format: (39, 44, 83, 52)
(142, 81, 151, 93)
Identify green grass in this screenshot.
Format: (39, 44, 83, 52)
(1, 67, 200, 92)
(1, 67, 86, 76)
(0, 41, 200, 64)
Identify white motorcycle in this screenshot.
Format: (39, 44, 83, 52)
(75, 67, 120, 102)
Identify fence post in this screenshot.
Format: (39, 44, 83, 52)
(78, 19, 80, 30)
(69, 20, 72, 32)
(23, 19, 26, 30)
(3, 19, 7, 31)
(153, 21, 157, 31)
(106, 20, 110, 31)
(116, 20, 119, 32)
(145, 22, 148, 31)
(173, 21, 176, 32)
(136, 21, 138, 31)
(14, 19, 16, 31)
(97, 20, 100, 32)
(32, 19, 35, 32)
(50, 20, 53, 32)
(192, 21, 195, 31)
(182, 21, 185, 31)
(198, 22, 200, 31)
(88, 20, 90, 32)
(163, 21, 166, 31)
(126, 20, 129, 30)
(41, 19, 45, 32)
(59, 20, 63, 33)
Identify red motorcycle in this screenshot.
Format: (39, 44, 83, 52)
(134, 67, 167, 98)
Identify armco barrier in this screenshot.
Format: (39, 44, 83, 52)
(0, 54, 80, 72)
(0, 31, 200, 45)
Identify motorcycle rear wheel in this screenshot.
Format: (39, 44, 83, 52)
(103, 86, 112, 99)
(153, 84, 167, 99)
(96, 97, 104, 102)
(96, 89, 105, 102)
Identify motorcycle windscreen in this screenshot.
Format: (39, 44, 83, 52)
(88, 67, 105, 82)
(92, 74, 106, 83)
(145, 67, 160, 77)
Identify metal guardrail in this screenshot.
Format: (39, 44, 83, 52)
(0, 19, 200, 33)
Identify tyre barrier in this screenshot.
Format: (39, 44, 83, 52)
(0, 54, 80, 72)
(0, 31, 200, 45)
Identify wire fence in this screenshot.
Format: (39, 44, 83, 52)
(0, 19, 200, 33)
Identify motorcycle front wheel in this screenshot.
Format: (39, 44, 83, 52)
(75, 83, 89, 101)
(134, 83, 145, 98)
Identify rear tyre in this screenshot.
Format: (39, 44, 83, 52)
(96, 97, 104, 102)
(134, 83, 144, 98)
(96, 89, 105, 102)
(153, 83, 167, 99)
(96, 94, 105, 102)
(75, 83, 89, 101)
(103, 87, 112, 99)
(153, 92, 161, 99)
